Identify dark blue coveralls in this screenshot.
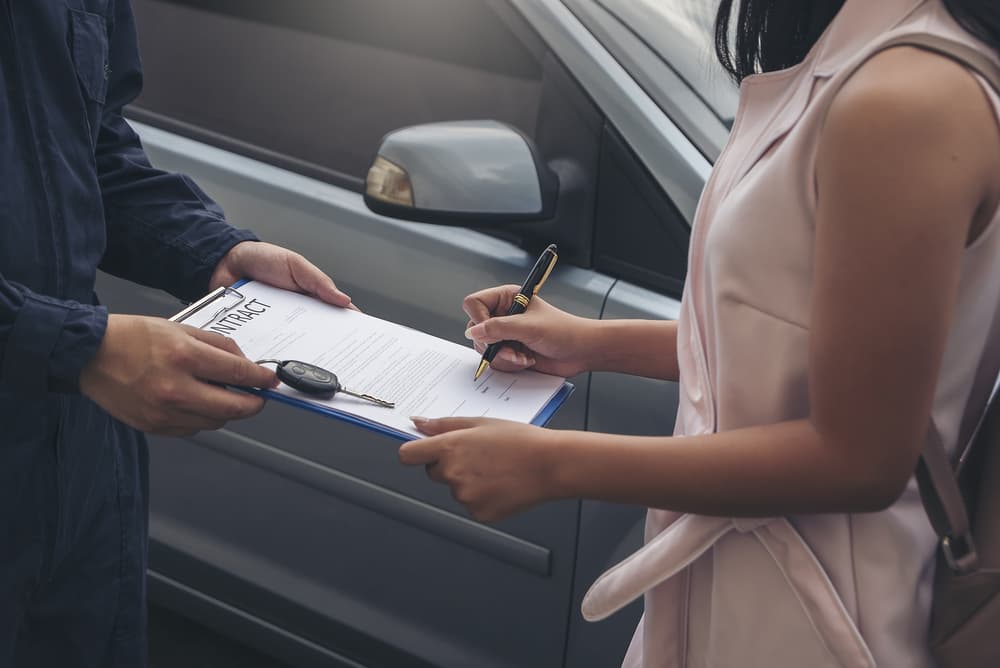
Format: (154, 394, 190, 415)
(1, 0, 255, 665)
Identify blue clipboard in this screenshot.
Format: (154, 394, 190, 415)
(249, 380, 574, 442)
(171, 280, 575, 441)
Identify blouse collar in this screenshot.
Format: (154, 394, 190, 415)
(813, 0, 927, 76)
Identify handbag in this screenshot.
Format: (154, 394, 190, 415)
(917, 395, 1000, 668)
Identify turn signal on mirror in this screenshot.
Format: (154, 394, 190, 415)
(366, 156, 415, 207)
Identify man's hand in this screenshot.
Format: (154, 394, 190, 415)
(210, 241, 354, 309)
(79, 314, 280, 436)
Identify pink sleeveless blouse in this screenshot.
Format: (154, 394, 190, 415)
(582, 1, 1000, 666)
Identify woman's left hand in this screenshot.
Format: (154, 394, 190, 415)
(210, 240, 356, 309)
(400, 417, 561, 522)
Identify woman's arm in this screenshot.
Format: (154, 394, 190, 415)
(403, 47, 1000, 522)
(583, 318, 679, 380)
(406, 418, 871, 520)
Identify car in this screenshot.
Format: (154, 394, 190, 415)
(96, 1, 736, 666)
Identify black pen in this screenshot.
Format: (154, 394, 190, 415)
(474, 244, 559, 381)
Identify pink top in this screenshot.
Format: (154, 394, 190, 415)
(582, 1, 1000, 666)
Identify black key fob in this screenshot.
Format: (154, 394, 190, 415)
(275, 360, 341, 397)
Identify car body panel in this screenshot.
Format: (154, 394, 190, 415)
(98, 124, 607, 667)
(93, 0, 729, 664)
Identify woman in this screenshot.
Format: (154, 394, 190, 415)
(399, 1, 1000, 665)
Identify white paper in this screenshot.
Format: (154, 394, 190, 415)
(183, 281, 567, 438)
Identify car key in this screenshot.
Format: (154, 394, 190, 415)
(256, 360, 395, 408)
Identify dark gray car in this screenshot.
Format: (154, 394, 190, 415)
(98, 1, 735, 666)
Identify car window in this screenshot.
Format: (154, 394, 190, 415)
(596, 0, 738, 126)
(130, 0, 548, 192)
(593, 124, 690, 299)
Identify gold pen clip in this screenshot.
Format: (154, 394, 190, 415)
(532, 250, 558, 295)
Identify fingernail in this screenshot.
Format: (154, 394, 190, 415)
(464, 328, 473, 340)
(410, 416, 428, 424)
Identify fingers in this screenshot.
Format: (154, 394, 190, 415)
(139, 381, 268, 434)
(191, 344, 278, 389)
(159, 396, 260, 435)
(471, 341, 535, 372)
(180, 382, 268, 421)
(286, 253, 353, 308)
(399, 435, 442, 466)
(181, 328, 278, 388)
(486, 346, 536, 372)
(225, 241, 353, 308)
(410, 416, 483, 436)
(187, 325, 246, 356)
(82, 315, 276, 436)
(148, 337, 271, 431)
(462, 284, 521, 324)
(399, 416, 485, 465)
(465, 313, 538, 347)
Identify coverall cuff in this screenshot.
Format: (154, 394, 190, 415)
(0, 296, 108, 396)
(183, 227, 259, 300)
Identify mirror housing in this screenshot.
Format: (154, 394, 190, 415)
(364, 120, 558, 225)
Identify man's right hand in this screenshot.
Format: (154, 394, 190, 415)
(463, 284, 596, 378)
(80, 314, 279, 436)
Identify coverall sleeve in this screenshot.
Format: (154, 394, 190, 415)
(96, 0, 257, 303)
(0, 281, 108, 396)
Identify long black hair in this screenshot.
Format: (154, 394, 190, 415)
(715, 0, 1000, 82)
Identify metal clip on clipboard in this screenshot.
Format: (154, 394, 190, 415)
(169, 286, 246, 329)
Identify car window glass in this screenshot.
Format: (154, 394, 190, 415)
(596, 0, 738, 125)
(131, 0, 546, 190)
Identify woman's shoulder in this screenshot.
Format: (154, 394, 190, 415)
(818, 45, 1000, 244)
(832, 45, 994, 135)
(823, 45, 1000, 197)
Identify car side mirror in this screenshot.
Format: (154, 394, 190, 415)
(364, 120, 558, 225)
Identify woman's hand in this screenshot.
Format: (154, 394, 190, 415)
(463, 284, 595, 377)
(400, 417, 562, 522)
(210, 240, 356, 309)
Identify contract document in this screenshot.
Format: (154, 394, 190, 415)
(173, 281, 572, 440)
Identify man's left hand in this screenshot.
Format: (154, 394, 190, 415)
(210, 241, 355, 309)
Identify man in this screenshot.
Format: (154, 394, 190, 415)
(0, 1, 351, 664)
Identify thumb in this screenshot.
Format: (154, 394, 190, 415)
(410, 416, 484, 435)
(466, 314, 536, 346)
(287, 254, 353, 308)
(185, 327, 279, 388)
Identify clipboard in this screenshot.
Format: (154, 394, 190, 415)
(171, 280, 574, 441)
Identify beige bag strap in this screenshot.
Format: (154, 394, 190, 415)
(917, 420, 980, 573)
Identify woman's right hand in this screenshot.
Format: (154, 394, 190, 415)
(463, 284, 595, 377)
